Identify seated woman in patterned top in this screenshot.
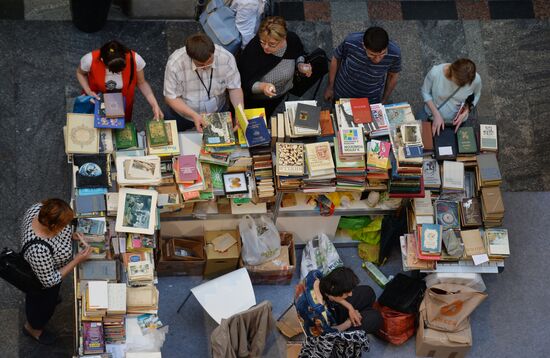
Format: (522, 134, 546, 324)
(295, 267, 382, 337)
(21, 199, 92, 345)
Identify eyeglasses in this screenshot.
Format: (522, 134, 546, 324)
(260, 39, 281, 49)
(193, 57, 214, 70)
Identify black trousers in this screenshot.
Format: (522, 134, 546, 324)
(25, 283, 61, 330)
(329, 285, 383, 334)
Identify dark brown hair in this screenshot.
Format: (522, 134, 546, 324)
(100, 40, 129, 73)
(363, 27, 389, 52)
(450, 58, 476, 86)
(38, 199, 74, 233)
(185, 33, 215, 62)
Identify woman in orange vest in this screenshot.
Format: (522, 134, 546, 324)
(76, 40, 163, 121)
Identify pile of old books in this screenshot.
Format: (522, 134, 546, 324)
(127, 285, 159, 314)
(366, 139, 391, 187)
(250, 146, 275, 200)
(275, 142, 305, 192)
(303, 142, 336, 192)
(333, 128, 367, 191)
(281, 101, 321, 140)
(476, 152, 503, 227)
(202, 112, 237, 151)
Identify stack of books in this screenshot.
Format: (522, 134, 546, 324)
(422, 158, 441, 192)
(333, 133, 366, 191)
(126, 286, 159, 314)
(282, 101, 322, 139)
(106, 282, 127, 315)
(366, 139, 391, 186)
(481, 186, 504, 227)
(476, 153, 502, 188)
(484, 228, 510, 259)
(94, 92, 125, 129)
(83, 281, 108, 321)
(250, 146, 275, 200)
(416, 223, 443, 261)
(441, 160, 465, 193)
(202, 112, 237, 150)
(103, 315, 126, 344)
(399, 122, 424, 164)
(411, 191, 435, 225)
(115, 155, 161, 186)
(275, 142, 305, 192)
(303, 142, 336, 192)
(456, 126, 478, 162)
(127, 254, 155, 286)
(146, 120, 180, 157)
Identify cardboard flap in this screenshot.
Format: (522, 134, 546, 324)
(447, 330, 471, 344)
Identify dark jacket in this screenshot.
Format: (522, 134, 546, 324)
(238, 31, 305, 95)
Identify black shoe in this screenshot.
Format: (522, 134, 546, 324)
(22, 327, 56, 345)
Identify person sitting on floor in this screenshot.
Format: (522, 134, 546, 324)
(163, 32, 244, 132)
(76, 40, 164, 121)
(420, 58, 482, 135)
(324, 26, 401, 104)
(295, 267, 382, 337)
(238, 16, 324, 118)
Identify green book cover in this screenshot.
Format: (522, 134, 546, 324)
(146, 119, 169, 147)
(457, 127, 477, 154)
(209, 164, 226, 190)
(114, 122, 137, 149)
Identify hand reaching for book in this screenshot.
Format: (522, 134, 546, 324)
(431, 111, 445, 136)
(193, 114, 207, 133)
(75, 245, 92, 263)
(152, 105, 164, 121)
(453, 107, 469, 133)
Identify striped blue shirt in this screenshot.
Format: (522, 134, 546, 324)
(333, 32, 401, 103)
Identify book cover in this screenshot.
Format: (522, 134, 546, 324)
(79, 260, 118, 281)
(442, 160, 464, 190)
(83, 322, 105, 354)
(245, 116, 271, 147)
(94, 93, 125, 129)
(405, 145, 423, 158)
(203, 112, 235, 146)
(75, 194, 107, 214)
(98, 129, 114, 154)
(481, 186, 504, 214)
(366, 140, 391, 169)
(236, 107, 267, 146)
(115, 122, 138, 149)
(457, 126, 477, 154)
(461, 197, 482, 227)
(477, 153, 502, 182)
(339, 128, 365, 155)
(320, 110, 335, 136)
(422, 159, 441, 188)
(66, 113, 99, 154)
(485, 228, 510, 256)
(420, 223, 442, 254)
(400, 123, 422, 146)
(421, 121, 434, 151)
(479, 124, 498, 151)
(384, 102, 415, 126)
(276, 143, 304, 176)
(461, 229, 487, 256)
(146, 120, 169, 147)
(148, 120, 180, 156)
(435, 200, 460, 229)
(368, 103, 387, 132)
(103, 92, 125, 118)
(74, 154, 109, 188)
(294, 103, 321, 130)
(305, 142, 334, 172)
(350, 98, 372, 124)
(434, 127, 457, 160)
(177, 155, 198, 182)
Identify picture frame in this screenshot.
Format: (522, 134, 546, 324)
(222, 172, 249, 194)
(115, 188, 158, 235)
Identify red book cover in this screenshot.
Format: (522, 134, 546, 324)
(350, 98, 372, 124)
(178, 155, 198, 182)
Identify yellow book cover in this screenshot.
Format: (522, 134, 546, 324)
(66, 113, 99, 154)
(305, 142, 334, 172)
(236, 107, 267, 146)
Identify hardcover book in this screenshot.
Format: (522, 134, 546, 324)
(435, 200, 460, 229)
(405, 145, 423, 158)
(305, 142, 334, 172)
(73, 154, 109, 188)
(66, 113, 99, 154)
(421, 121, 434, 151)
(94, 93, 125, 129)
(146, 119, 169, 147)
(461, 197, 482, 227)
(484, 228, 510, 256)
(422, 159, 441, 188)
(461, 229, 487, 256)
(103, 92, 125, 118)
(339, 128, 365, 155)
(350, 98, 372, 124)
(457, 126, 477, 154)
(320, 110, 335, 137)
(75, 194, 107, 214)
(203, 112, 235, 146)
(420, 223, 442, 254)
(442, 160, 464, 190)
(276, 142, 304, 176)
(148, 120, 180, 156)
(479, 124, 498, 151)
(115, 122, 138, 149)
(294, 103, 321, 130)
(245, 116, 271, 147)
(434, 127, 457, 160)
(384, 102, 416, 126)
(477, 153, 502, 183)
(481, 186, 504, 215)
(400, 123, 422, 146)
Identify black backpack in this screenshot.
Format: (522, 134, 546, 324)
(0, 239, 54, 294)
(378, 273, 426, 314)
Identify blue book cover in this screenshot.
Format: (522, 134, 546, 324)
(405, 145, 423, 158)
(94, 94, 125, 129)
(421, 223, 442, 254)
(77, 188, 108, 196)
(245, 117, 271, 147)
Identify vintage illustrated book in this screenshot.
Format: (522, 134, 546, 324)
(115, 188, 158, 235)
(461, 229, 487, 256)
(404, 145, 423, 158)
(442, 160, 464, 190)
(479, 124, 498, 151)
(146, 119, 169, 147)
(461, 197, 482, 227)
(83, 322, 105, 354)
(148, 120, 180, 156)
(383, 102, 416, 126)
(115, 122, 138, 149)
(103, 92, 125, 118)
(294, 103, 321, 130)
(422, 159, 441, 189)
(116, 156, 161, 186)
(484, 228, 510, 257)
(73, 154, 109, 188)
(339, 128, 365, 155)
(481, 186, 504, 215)
(366, 140, 391, 170)
(94, 93, 124, 129)
(305, 142, 335, 172)
(203, 112, 235, 146)
(400, 123, 423, 146)
(457, 126, 477, 154)
(98, 129, 114, 154)
(235, 106, 267, 146)
(77, 218, 106, 235)
(435, 200, 460, 229)
(177, 155, 199, 182)
(420, 224, 443, 254)
(66, 113, 99, 154)
(350, 98, 372, 124)
(433, 127, 457, 160)
(276, 142, 304, 176)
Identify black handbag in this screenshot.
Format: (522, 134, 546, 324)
(0, 239, 54, 294)
(291, 48, 329, 98)
(378, 273, 426, 314)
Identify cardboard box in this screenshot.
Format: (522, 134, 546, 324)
(204, 230, 241, 278)
(240, 232, 296, 285)
(156, 236, 205, 276)
(416, 312, 472, 358)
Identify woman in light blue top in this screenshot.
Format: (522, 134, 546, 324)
(421, 59, 482, 136)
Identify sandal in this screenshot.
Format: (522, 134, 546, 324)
(22, 327, 56, 345)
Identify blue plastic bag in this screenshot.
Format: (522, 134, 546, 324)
(73, 95, 95, 114)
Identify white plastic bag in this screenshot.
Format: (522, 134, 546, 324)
(300, 233, 343, 279)
(239, 215, 281, 265)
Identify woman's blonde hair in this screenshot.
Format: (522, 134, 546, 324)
(258, 16, 287, 42)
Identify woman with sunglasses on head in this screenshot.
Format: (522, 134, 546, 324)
(76, 40, 164, 121)
(238, 16, 322, 118)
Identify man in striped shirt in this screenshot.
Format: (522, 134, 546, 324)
(324, 27, 401, 104)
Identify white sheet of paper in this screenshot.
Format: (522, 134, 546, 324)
(472, 253, 490, 265)
(178, 132, 203, 156)
(439, 146, 453, 156)
(191, 267, 256, 324)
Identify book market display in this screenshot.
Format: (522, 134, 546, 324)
(64, 94, 508, 357)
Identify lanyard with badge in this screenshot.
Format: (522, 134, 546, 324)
(195, 67, 217, 113)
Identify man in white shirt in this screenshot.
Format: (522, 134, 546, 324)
(164, 33, 244, 132)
